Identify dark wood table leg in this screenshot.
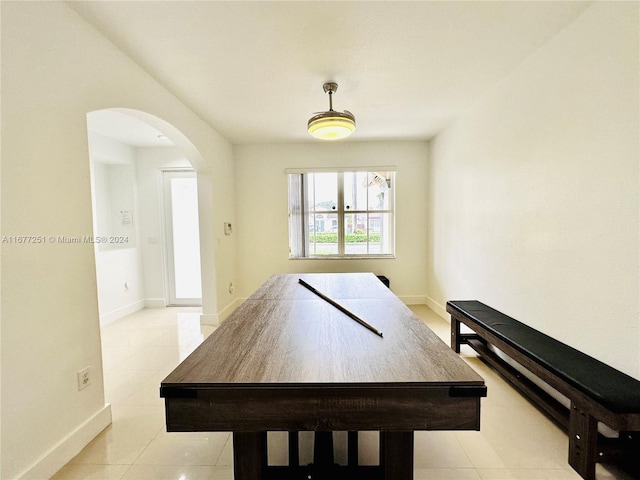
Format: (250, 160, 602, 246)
(380, 431, 414, 479)
(348, 431, 359, 466)
(288, 431, 299, 466)
(313, 431, 335, 466)
(233, 431, 267, 480)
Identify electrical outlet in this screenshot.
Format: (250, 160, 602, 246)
(78, 367, 92, 390)
(228, 282, 234, 294)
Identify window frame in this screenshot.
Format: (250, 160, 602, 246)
(287, 167, 396, 259)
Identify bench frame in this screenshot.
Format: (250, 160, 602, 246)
(448, 305, 640, 480)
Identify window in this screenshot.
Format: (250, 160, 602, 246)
(288, 169, 395, 258)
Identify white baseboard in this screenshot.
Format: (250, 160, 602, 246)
(145, 298, 166, 308)
(397, 295, 428, 305)
(425, 296, 449, 320)
(99, 300, 145, 326)
(200, 296, 244, 326)
(200, 313, 220, 326)
(18, 404, 112, 480)
(214, 298, 245, 324)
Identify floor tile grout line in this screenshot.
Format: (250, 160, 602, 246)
(213, 433, 233, 466)
(128, 424, 168, 468)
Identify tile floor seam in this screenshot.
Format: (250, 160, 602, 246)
(117, 463, 135, 480)
(127, 409, 171, 468)
(214, 434, 232, 466)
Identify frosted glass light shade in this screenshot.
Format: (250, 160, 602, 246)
(308, 112, 356, 140)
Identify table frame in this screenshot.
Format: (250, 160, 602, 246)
(161, 273, 486, 479)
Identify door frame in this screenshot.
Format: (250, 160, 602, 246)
(161, 168, 202, 306)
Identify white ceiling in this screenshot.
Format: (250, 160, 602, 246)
(70, 1, 592, 146)
(87, 109, 173, 148)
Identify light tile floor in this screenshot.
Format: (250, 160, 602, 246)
(52, 305, 632, 480)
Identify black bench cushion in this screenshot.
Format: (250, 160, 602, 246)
(448, 300, 640, 414)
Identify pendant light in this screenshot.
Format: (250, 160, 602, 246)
(307, 83, 356, 140)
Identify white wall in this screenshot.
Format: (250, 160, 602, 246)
(0, 3, 235, 478)
(427, 2, 639, 378)
(89, 132, 145, 324)
(234, 141, 429, 302)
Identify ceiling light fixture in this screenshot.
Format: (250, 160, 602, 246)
(308, 83, 355, 140)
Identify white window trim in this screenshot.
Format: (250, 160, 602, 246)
(287, 167, 397, 260)
(285, 166, 397, 174)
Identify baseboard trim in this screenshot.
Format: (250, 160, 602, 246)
(397, 295, 429, 305)
(145, 298, 166, 308)
(214, 298, 245, 324)
(425, 296, 448, 320)
(18, 403, 112, 480)
(200, 313, 220, 326)
(99, 300, 145, 326)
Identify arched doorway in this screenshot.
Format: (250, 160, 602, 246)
(86, 108, 218, 323)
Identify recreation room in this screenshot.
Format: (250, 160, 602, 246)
(1, 1, 638, 479)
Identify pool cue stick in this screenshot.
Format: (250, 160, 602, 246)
(298, 278, 383, 338)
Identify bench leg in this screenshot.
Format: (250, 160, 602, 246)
(619, 432, 640, 475)
(569, 403, 598, 480)
(451, 318, 462, 353)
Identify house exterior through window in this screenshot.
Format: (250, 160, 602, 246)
(287, 168, 396, 258)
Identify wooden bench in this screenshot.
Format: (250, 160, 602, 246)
(447, 300, 640, 480)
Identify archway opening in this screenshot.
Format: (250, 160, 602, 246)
(85, 108, 217, 323)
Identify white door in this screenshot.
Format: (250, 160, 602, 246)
(163, 170, 202, 306)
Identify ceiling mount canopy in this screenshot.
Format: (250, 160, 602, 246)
(308, 83, 356, 140)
